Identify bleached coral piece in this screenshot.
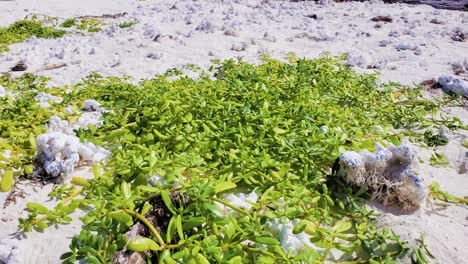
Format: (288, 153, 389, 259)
(0, 239, 22, 264)
(437, 75, 468, 97)
(266, 219, 320, 254)
(74, 112, 103, 129)
(36, 100, 109, 180)
(35, 92, 63, 108)
(338, 141, 425, 211)
(215, 190, 258, 217)
(148, 174, 167, 187)
(48, 116, 75, 134)
(36, 132, 109, 179)
(82, 99, 103, 112)
(223, 191, 258, 211)
(338, 151, 366, 185)
(0, 85, 5, 98)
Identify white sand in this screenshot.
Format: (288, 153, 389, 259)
(0, 0, 467, 263)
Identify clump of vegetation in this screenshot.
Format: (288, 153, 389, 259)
(0, 74, 74, 191)
(77, 18, 105, 32)
(60, 18, 77, 28)
(60, 17, 105, 32)
(0, 18, 67, 53)
(423, 129, 448, 147)
(429, 182, 468, 205)
(429, 152, 450, 167)
(1, 56, 464, 263)
(411, 234, 435, 264)
(119, 20, 138, 29)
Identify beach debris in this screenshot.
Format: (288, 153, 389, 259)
(450, 59, 468, 76)
(143, 24, 160, 41)
(450, 27, 466, 42)
(231, 42, 248, 52)
(429, 18, 444, 25)
(40, 62, 67, 71)
(388, 31, 400, 37)
(195, 20, 216, 33)
(337, 141, 426, 211)
(263, 32, 277, 42)
(371, 16, 393, 23)
(224, 28, 239, 37)
(437, 75, 468, 97)
(10, 61, 27, 72)
(0, 239, 21, 264)
(378, 39, 392, 47)
(345, 52, 369, 68)
(146, 52, 162, 60)
(395, 42, 418, 51)
(77, 12, 128, 20)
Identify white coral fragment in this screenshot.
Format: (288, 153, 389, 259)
(266, 219, 319, 254)
(36, 100, 108, 180)
(215, 190, 258, 217)
(36, 132, 109, 179)
(0, 239, 22, 264)
(437, 75, 468, 97)
(35, 92, 63, 108)
(338, 142, 425, 211)
(82, 99, 103, 112)
(0, 85, 6, 98)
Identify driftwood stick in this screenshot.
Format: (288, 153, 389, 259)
(77, 12, 128, 19)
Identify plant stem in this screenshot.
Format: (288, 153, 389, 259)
(123, 209, 165, 246)
(32, 187, 84, 224)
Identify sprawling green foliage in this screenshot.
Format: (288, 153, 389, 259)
(60, 18, 77, 28)
(119, 20, 138, 29)
(1, 56, 464, 263)
(0, 19, 67, 53)
(0, 74, 73, 191)
(60, 18, 105, 32)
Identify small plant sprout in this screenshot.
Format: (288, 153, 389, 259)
(119, 20, 138, 28)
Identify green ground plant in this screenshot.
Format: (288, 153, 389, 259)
(60, 18, 77, 28)
(60, 17, 105, 32)
(0, 18, 67, 53)
(0, 74, 74, 191)
(429, 182, 468, 205)
(1, 55, 465, 263)
(77, 18, 105, 32)
(119, 20, 138, 28)
(428, 152, 450, 167)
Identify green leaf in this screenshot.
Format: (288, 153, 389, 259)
(0, 170, 14, 192)
(127, 237, 160, 252)
(254, 236, 280, 245)
(333, 221, 352, 233)
(161, 190, 177, 215)
(26, 202, 50, 214)
(176, 214, 184, 240)
(195, 253, 210, 264)
(293, 220, 307, 234)
(108, 211, 133, 227)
